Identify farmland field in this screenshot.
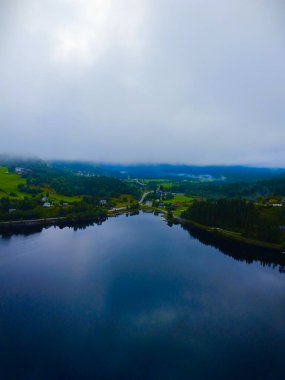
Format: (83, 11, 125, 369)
(112, 194, 136, 207)
(0, 167, 81, 203)
(41, 187, 81, 204)
(163, 194, 193, 204)
(0, 167, 27, 198)
(49, 193, 82, 204)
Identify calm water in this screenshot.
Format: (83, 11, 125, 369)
(0, 212, 285, 380)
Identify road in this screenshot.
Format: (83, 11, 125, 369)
(109, 206, 128, 212)
(139, 191, 153, 204)
(108, 191, 153, 213)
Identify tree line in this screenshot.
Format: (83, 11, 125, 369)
(181, 199, 285, 244)
(172, 176, 285, 199)
(25, 167, 139, 198)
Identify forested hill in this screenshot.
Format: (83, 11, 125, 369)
(0, 158, 140, 223)
(172, 176, 285, 199)
(0, 156, 138, 198)
(26, 167, 138, 198)
(48, 161, 285, 182)
(1, 155, 284, 199)
(181, 199, 285, 245)
(259, 177, 285, 196)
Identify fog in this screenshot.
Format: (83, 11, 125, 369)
(0, 0, 284, 166)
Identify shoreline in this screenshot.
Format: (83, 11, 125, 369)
(0, 208, 283, 252)
(131, 206, 283, 251)
(173, 216, 283, 252)
(0, 215, 106, 230)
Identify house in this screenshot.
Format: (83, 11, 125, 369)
(43, 202, 51, 208)
(42, 196, 48, 202)
(272, 203, 282, 207)
(145, 201, 152, 207)
(62, 202, 69, 206)
(99, 200, 107, 206)
(15, 167, 31, 176)
(8, 208, 16, 213)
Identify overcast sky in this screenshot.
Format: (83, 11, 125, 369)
(0, 0, 284, 166)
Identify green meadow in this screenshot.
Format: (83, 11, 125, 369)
(0, 167, 27, 198)
(41, 187, 81, 204)
(0, 167, 81, 203)
(112, 194, 136, 208)
(48, 193, 82, 204)
(163, 194, 193, 204)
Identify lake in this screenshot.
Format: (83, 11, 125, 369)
(0, 212, 285, 380)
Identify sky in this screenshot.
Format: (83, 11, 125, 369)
(0, 0, 284, 166)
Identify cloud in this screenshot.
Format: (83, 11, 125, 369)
(0, 0, 284, 166)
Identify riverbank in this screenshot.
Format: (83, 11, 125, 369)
(0, 206, 141, 231)
(173, 216, 283, 251)
(0, 207, 283, 252)
(125, 205, 284, 251)
(0, 215, 106, 230)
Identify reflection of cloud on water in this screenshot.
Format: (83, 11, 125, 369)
(132, 308, 178, 329)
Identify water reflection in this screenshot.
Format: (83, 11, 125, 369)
(181, 223, 285, 273)
(0, 212, 285, 380)
(1, 213, 284, 273)
(0, 218, 106, 239)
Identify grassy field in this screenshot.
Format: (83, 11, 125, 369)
(172, 206, 189, 216)
(163, 194, 193, 204)
(143, 178, 172, 183)
(49, 193, 82, 204)
(127, 178, 174, 186)
(112, 194, 136, 208)
(144, 179, 174, 188)
(158, 183, 173, 189)
(160, 194, 194, 216)
(0, 167, 81, 203)
(0, 167, 28, 198)
(41, 187, 81, 204)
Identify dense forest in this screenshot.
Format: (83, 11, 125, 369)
(27, 167, 138, 198)
(50, 161, 285, 182)
(172, 176, 285, 199)
(181, 199, 285, 245)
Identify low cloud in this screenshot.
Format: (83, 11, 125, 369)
(0, 0, 284, 166)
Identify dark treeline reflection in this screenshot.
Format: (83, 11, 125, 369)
(1, 212, 285, 273)
(0, 212, 141, 239)
(1, 212, 285, 380)
(181, 223, 285, 273)
(0, 218, 107, 239)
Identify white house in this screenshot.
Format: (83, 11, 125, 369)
(15, 167, 31, 176)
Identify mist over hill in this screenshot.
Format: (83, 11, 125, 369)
(1, 155, 285, 183)
(50, 160, 285, 182)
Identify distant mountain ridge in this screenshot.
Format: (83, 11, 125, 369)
(1, 155, 285, 183)
(49, 161, 285, 182)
